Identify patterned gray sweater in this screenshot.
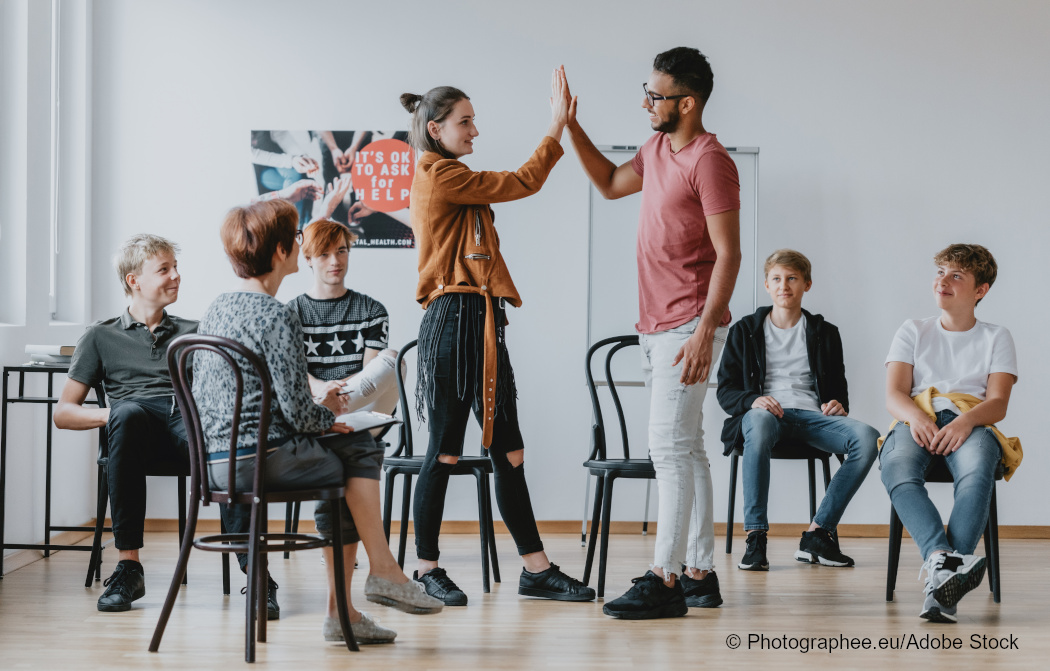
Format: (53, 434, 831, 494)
(195, 291, 335, 455)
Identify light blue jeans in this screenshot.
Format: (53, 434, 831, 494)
(879, 410, 1001, 560)
(741, 408, 879, 531)
(640, 318, 728, 574)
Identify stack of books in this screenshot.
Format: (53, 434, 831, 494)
(25, 345, 76, 364)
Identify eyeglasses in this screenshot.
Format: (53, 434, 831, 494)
(294, 230, 304, 244)
(643, 83, 689, 106)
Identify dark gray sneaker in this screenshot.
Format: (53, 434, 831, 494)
(240, 573, 280, 620)
(97, 560, 145, 612)
(518, 563, 595, 601)
(738, 531, 770, 571)
(680, 569, 723, 608)
(602, 571, 687, 620)
(414, 567, 468, 606)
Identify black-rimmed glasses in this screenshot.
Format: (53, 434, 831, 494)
(643, 83, 689, 106)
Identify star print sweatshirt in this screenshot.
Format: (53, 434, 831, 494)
(194, 291, 335, 457)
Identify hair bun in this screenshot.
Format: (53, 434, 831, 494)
(400, 93, 422, 113)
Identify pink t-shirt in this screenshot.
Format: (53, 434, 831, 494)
(631, 132, 740, 334)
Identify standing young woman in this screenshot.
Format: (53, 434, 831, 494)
(400, 69, 595, 606)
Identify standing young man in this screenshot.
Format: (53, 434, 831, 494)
(54, 235, 197, 612)
(564, 48, 742, 619)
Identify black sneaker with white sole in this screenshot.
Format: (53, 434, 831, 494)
(414, 567, 468, 606)
(794, 528, 854, 567)
(602, 571, 688, 620)
(679, 569, 723, 608)
(738, 530, 770, 571)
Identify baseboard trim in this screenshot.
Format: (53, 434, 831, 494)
(135, 519, 1050, 540)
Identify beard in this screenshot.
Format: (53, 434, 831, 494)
(651, 107, 680, 133)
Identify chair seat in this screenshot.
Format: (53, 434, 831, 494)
(384, 454, 494, 475)
(728, 441, 838, 461)
(583, 458, 655, 477)
(97, 455, 190, 477)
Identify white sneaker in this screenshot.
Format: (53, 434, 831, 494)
(920, 552, 986, 608)
(919, 588, 958, 623)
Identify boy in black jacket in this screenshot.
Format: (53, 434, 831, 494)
(717, 250, 879, 570)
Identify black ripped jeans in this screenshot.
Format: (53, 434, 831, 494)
(413, 294, 544, 561)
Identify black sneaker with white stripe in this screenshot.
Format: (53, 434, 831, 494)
(738, 530, 770, 571)
(794, 528, 854, 567)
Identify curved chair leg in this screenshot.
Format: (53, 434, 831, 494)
(821, 457, 831, 490)
(257, 507, 268, 644)
(86, 465, 108, 587)
(483, 475, 500, 583)
(642, 480, 651, 535)
(583, 475, 604, 586)
(726, 455, 739, 554)
(886, 504, 903, 602)
(178, 476, 188, 586)
(397, 473, 413, 569)
(329, 501, 359, 651)
(149, 493, 201, 653)
(475, 469, 491, 593)
(597, 476, 615, 599)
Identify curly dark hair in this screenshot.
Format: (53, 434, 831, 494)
(653, 47, 714, 104)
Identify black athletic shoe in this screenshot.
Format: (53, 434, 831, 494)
(240, 574, 281, 620)
(414, 567, 468, 606)
(603, 571, 688, 620)
(518, 563, 595, 601)
(738, 531, 770, 571)
(680, 569, 723, 608)
(794, 528, 854, 567)
(97, 560, 146, 612)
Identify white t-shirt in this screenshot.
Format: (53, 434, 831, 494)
(763, 314, 821, 412)
(885, 317, 1018, 414)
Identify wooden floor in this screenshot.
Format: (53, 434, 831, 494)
(1, 531, 1047, 669)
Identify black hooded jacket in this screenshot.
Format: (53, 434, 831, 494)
(715, 306, 849, 455)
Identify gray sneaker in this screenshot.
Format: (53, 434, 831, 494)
(364, 574, 444, 614)
(323, 612, 397, 644)
(920, 552, 986, 608)
(920, 590, 958, 623)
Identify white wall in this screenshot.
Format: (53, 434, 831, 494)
(4, 0, 1049, 557)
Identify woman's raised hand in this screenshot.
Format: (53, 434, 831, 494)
(547, 65, 576, 142)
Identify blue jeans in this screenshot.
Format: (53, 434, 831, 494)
(879, 410, 1001, 560)
(741, 408, 879, 532)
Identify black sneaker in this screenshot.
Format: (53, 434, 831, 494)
(240, 574, 280, 620)
(602, 571, 688, 620)
(680, 569, 723, 608)
(738, 531, 770, 571)
(794, 528, 854, 567)
(518, 563, 595, 601)
(414, 568, 468, 606)
(97, 560, 146, 612)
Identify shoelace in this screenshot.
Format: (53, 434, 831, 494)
(546, 564, 586, 589)
(240, 578, 279, 597)
(918, 553, 948, 589)
(102, 564, 139, 597)
(427, 570, 462, 593)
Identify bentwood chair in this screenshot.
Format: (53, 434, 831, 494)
(886, 458, 1003, 603)
(581, 335, 656, 599)
(381, 339, 501, 592)
(149, 335, 358, 662)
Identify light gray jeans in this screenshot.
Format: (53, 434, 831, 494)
(640, 318, 728, 574)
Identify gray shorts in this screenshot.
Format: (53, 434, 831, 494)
(208, 431, 384, 544)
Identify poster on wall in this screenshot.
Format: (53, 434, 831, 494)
(250, 130, 415, 248)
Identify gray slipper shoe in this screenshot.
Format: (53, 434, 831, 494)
(323, 612, 397, 644)
(364, 575, 444, 614)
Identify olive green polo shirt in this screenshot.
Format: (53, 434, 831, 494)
(67, 308, 198, 400)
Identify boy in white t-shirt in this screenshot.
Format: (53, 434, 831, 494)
(880, 244, 1018, 624)
(717, 250, 880, 572)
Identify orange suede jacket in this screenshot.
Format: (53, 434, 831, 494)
(409, 135, 564, 446)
